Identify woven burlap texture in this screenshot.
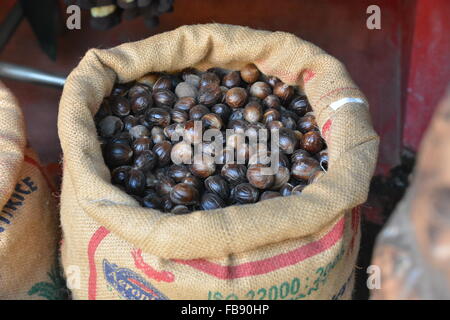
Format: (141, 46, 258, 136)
(0, 82, 59, 299)
(58, 24, 379, 261)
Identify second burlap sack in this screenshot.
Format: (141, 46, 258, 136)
(59, 24, 379, 300)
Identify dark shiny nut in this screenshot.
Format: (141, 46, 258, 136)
(227, 120, 248, 133)
(266, 120, 284, 130)
(221, 164, 247, 185)
(289, 96, 309, 117)
(243, 102, 262, 124)
(232, 183, 259, 204)
(129, 125, 150, 139)
(132, 137, 153, 155)
(175, 82, 198, 98)
(137, 73, 160, 88)
(198, 84, 222, 106)
(263, 108, 281, 123)
(263, 94, 281, 109)
(280, 183, 294, 196)
(171, 205, 191, 214)
(240, 63, 260, 84)
(189, 158, 216, 178)
(153, 141, 172, 167)
(174, 96, 196, 112)
(181, 175, 202, 190)
(123, 115, 139, 131)
(211, 103, 231, 121)
(111, 165, 131, 185)
(202, 113, 223, 130)
(130, 93, 152, 115)
(146, 108, 171, 127)
(291, 157, 320, 181)
(106, 143, 133, 167)
(170, 183, 199, 205)
(110, 131, 132, 145)
(151, 127, 166, 144)
(301, 131, 324, 154)
(142, 194, 162, 209)
(297, 115, 318, 133)
(200, 72, 221, 88)
(222, 71, 241, 88)
(204, 175, 230, 200)
(277, 128, 298, 154)
(247, 164, 275, 189)
(291, 149, 311, 163)
(200, 193, 226, 210)
(133, 150, 157, 172)
(171, 141, 193, 165)
(281, 115, 297, 130)
(164, 123, 183, 140)
(183, 74, 201, 88)
(292, 183, 307, 195)
(162, 196, 174, 212)
(260, 191, 281, 201)
(225, 87, 248, 108)
(249, 81, 272, 99)
(273, 82, 294, 103)
(271, 166, 290, 190)
(155, 176, 175, 197)
(99, 115, 123, 138)
(125, 169, 146, 196)
(167, 164, 191, 182)
(110, 96, 131, 117)
(111, 83, 130, 96)
(220, 86, 229, 102)
(293, 130, 303, 147)
(189, 104, 209, 121)
(153, 89, 176, 108)
(170, 109, 188, 124)
(266, 75, 281, 88)
(229, 109, 245, 121)
(316, 149, 329, 170)
(145, 172, 159, 188)
(153, 75, 173, 91)
(278, 152, 290, 168)
(128, 83, 151, 98)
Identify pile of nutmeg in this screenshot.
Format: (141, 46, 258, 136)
(95, 64, 328, 214)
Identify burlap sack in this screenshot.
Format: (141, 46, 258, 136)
(59, 24, 378, 300)
(0, 82, 64, 300)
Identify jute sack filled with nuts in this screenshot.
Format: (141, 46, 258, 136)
(0, 82, 63, 300)
(59, 24, 378, 300)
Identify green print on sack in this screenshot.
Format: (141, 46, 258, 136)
(208, 247, 345, 300)
(28, 261, 70, 300)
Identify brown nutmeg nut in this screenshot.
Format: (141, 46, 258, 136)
(204, 175, 230, 200)
(181, 175, 203, 190)
(202, 113, 223, 130)
(152, 141, 172, 167)
(171, 205, 191, 214)
(167, 164, 191, 182)
(249, 81, 272, 100)
(111, 165, 131, 185)
(153, 89, 176, 108)
(262, 94, 281, 109)
(125, 168, 146, 196)
(189, 158, 216, 178)
(263, 108, 281, 123)
(110, 95, 131, 117)
(225, 87, 248, 108)
(106, 143, 133, 167)
(297, 115, 318, 133)
(271, 166, 291, 190)
(289, 96, 309, 117)
(169, 183, 199, 205)
(246, 164, 275, 189)
(277, 128, 298, 154)
(211, 103, 231, 121)
(280, 183, 294, 196)
(301, 131, 324, 154)
(240, 63, 260, 84)
(170, 109, 189, 124)
(222, 71, 241, 88)
(200, 193, 226, 210)
(153, 75, 173, 91)
(200, 72, 221, 88)
(175, 82, 198, 98)
(260, 191, 281, 201)
(128, 83, 151, 98)
(130, 93, 152, 115)
(189, 104, 210, 121)
(133, 150, 157, 172)
(137, 73, 160, 88)
(155, 176, 175, 197)
(146, 107, 171, 127)
(273, 82, 294, 103)
(243, 102, 262, 124)
(174, 96, 196, 112)
(232, 183, 259, 204)
(265, 75, 281, 88)
(198, 84, 222, 106)
(291, 157, 320, 181)
(291, 149, 311, 163)
(221, 163, 247, 185)
(123, 115, 139, 131)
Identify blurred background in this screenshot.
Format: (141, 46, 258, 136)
(0, 0, 449, 299)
